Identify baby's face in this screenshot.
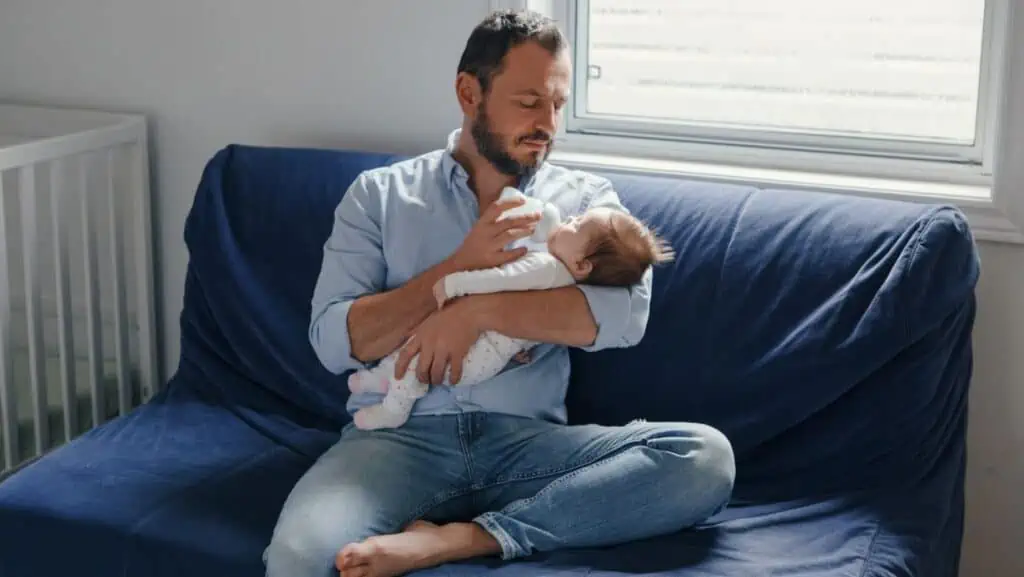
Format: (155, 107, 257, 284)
(547, 207, 617, 279)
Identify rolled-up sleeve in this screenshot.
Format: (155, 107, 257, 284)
(575, 176, 654, 352)
(309, 172, 386, 374)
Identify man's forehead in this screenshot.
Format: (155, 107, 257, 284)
(496, 43, 571, 94)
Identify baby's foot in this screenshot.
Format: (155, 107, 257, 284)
(348, 372, 390, 395)
(353, 405, 410, 430)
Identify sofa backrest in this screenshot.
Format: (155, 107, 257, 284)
(177, 145, 404, 433)
(179, 144, 980, 497)
(563, 171, 979, 498)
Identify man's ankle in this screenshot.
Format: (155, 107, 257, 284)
(440, 522, 501, 560)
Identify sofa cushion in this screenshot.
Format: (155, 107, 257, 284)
(568, 173, 978, 499)
(0, 373, 337, 577)
(179, 144, 404, 435)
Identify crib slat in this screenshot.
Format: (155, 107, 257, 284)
(0, 172, 19, 469)
(81, 154, 104, 427)
(130, 137, 159, 400)
(51, 159, 78, 441)
(106, 149, 131, 415)
(20, 165, 49, 456)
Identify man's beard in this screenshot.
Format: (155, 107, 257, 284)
(470, 106, 553, 178)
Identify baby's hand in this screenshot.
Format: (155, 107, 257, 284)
(432, 278, 448, 309)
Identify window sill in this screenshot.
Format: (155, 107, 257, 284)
(548, 148, 1024, 245)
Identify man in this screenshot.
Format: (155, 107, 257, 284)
(264, 9, 735, 577)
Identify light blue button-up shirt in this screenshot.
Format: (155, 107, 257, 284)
(309, 130, 653, 424)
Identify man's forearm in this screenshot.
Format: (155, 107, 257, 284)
(348, 258, 459, 362)
(466, 286, 598, 348)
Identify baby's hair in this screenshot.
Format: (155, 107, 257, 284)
(584, 213, 675, 286)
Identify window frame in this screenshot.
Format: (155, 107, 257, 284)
(491, 0, 1024, 243)
(570, 0, 996, 169)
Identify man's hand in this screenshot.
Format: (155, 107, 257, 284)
(448, 197, 540, 272)
(342, 196, 531, 364)
(394, 298, 483, 386)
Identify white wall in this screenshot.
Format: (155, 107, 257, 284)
(0, 0, 482, 374)
(0, 1, 1020, 575)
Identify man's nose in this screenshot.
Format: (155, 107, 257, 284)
(535, 103, 558, 135)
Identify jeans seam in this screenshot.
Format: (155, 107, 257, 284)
(478, 437, 649, 489)
(470, 447, 645, 559)
(503, 445, 640, 517)
(405, 416, 478, 524)
(457, 414, 476, 481)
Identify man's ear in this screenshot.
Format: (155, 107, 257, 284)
(455, 72, 482, 116)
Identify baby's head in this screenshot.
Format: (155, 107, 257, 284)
(547, 207, 674, 285)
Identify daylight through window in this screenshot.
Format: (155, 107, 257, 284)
(571, 0, 990, 162)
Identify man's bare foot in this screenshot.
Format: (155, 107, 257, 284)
(335, 520, 500, 577)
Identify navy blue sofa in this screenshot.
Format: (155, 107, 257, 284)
(0, 143, 979, 576)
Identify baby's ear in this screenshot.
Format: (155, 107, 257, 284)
(572, 257, 594, 279)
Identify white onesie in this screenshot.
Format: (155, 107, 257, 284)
(348, 187, 574, 430)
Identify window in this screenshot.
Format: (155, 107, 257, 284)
(571, 0, 991, 166)
(499, 0, 1023, 242)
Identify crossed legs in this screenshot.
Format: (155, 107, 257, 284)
(263, 414, 735, 577)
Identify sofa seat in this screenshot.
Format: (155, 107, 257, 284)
(0, 379, 961, 577)
(0, 376, 334, 577)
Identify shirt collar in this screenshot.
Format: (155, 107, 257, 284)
(441, 129, 468, 191)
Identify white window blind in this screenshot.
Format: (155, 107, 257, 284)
(571, 0, 990, 163)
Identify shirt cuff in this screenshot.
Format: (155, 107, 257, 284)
(575, 284, 634, 352)
(309, 298, 368, 375)
(443, 273, 461, 299)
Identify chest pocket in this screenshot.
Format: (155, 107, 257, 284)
(379, 172, 590, 290)
(381, 202, 468, 290)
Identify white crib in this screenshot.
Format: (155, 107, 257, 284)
(0, 103, 159, 479)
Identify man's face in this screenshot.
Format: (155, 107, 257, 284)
(471, 41, 571, 177)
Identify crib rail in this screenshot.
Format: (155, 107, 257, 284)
(0, 104, 158, 477)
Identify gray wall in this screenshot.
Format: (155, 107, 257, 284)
(1, 1, 1020, 575)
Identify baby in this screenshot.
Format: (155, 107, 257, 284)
(347, 186, 673, 430)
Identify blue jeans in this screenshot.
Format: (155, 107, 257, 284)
(263, 412, 735, 577)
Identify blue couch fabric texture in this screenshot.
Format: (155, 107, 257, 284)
(0, 143, 979, 577)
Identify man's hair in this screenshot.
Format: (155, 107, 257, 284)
(584, 214, 675, 286)
(457, 9, 567, 94)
